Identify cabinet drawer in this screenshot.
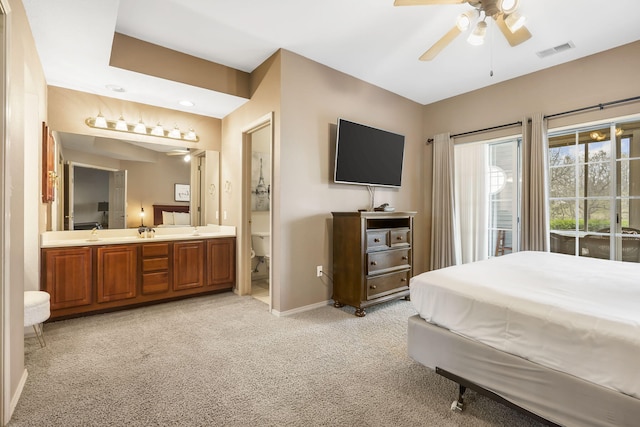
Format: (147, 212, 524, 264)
(366, 230, 389, 251)
(367, 249, 410, 274)
(390, 228, 411, 247)
(142, 243, 169, 257)
(366, 270, 410, 300)
(142, 272, 169, 295)
(143, 257, 168, 272)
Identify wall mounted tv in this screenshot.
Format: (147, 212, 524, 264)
(334, 118, 405, 188)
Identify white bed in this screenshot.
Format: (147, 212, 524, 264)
(408, 251, 640, 426)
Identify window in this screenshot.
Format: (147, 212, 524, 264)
(455, 138, 520, 263)
(548, 119, 640, 262)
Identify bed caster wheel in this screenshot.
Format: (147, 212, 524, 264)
(450, 400, 464, 412)
(333, 301, 344, 308)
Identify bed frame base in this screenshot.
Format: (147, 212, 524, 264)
(436, 367, 560, 426)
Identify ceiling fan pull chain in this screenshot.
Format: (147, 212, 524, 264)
(489, 19, 495, 77)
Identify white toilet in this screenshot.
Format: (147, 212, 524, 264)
(251, 232, 270, 271)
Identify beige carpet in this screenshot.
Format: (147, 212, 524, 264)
(10, 293, 543, 426)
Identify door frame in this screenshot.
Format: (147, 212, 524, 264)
(240, 113, 273, 311)
(1, 0, 9, 423)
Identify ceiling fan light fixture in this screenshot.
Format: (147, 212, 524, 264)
(456, 10, 478, 31)
(467, 21, 487, 46)
(505, 11, 526, 33)
(499, 0, 519, 15)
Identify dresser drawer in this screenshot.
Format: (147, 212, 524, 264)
(367, 249, 410, 274)
(366, 270, 410, 300)
(390, 228, 411, 247)
(366, 230, 389, 251)
(142, 243, 169, 257)
(142, 257, 168, 272)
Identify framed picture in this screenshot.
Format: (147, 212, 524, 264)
(251, 151, 270, 211)
(174, 183, 190, 202)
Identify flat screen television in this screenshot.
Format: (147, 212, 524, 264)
(334, 118, 405, 188)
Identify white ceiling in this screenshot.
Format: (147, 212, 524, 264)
(23, 0, 640, 119)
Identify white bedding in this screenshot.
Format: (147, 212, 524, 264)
(410, 251, 640, 399)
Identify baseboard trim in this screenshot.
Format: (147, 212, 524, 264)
(9, 369, 28, 421)
(271, 300, 331, 317)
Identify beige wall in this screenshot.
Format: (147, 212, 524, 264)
(423, 41, 640, 139)
(277, 50, 425, 312)
(4, 0, 47, 422)
(221, 51, 281, 307)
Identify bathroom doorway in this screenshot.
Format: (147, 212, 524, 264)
(241, 114, 273, 308)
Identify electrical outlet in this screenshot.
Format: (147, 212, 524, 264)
(316, 265, 323, 277)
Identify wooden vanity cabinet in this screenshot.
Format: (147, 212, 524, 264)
(206, 238, 236, 290)
(41, 236, 236, 320)
(42, 247, 92, 311)
(332, 211, 415, 317)
(173, 240, 205, 291)
(96, 245, 137, 303)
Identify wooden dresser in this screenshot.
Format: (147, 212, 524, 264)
(332, 211, 415, 316)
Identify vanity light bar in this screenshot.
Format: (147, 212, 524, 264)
(85, 115, 199, 142)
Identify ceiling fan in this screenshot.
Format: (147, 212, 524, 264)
(394, 0, 532, 61)
(166, 148, 192, 162)
(166, 149, 189, 156)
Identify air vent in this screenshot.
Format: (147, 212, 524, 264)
(536, 41, 575, 58)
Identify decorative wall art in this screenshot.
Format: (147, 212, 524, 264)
(251, 151, 270, 211)
(174, 183, 191, 202)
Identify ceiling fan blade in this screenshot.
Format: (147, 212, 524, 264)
(394, 0, 466, 5)
(166, 149, 189, 156)
(419, 25, 462, 61)
(495, 15, 532, 47)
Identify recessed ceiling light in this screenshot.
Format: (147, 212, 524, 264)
(105, 84, 125, 93)
(179, 100, 195, 107)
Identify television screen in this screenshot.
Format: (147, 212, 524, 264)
(334, 118, 405, 188)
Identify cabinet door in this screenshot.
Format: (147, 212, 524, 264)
(206, 238, 236, 289)
(96, 245, 137, 303)
(173, 241, 204, 291)
(42, 247, 92, 310)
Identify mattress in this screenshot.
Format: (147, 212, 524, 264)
(410, 251, 640, 399)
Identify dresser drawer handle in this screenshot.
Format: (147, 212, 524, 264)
(397, 236, 403, 240)
(369, 285, 377, 289)
(371, 261, 377, 266)
(400, 278, 407, 282)
(374, 238, 380, 243)
(401, 256, 408, 260)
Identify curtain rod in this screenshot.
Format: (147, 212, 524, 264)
(544, 95, 640, 120)
(426, 121, 522, 144)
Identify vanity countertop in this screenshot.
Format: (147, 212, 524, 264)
(41, 225, 236, 248)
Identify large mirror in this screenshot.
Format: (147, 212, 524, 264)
(53, 131, 219, 230)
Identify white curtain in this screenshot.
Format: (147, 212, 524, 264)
(521, 113, 550, 251)
(430, 133, 459, 269)
(455, 143, 489, 264)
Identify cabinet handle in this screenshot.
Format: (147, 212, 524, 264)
(374, 238, 380, 243)
(397, 236, 403, 240)
(369, 285, 377, 289)
(400, 278, 407, 282)
(401, 256, 408, 260)
(371, 261, 377, 266)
